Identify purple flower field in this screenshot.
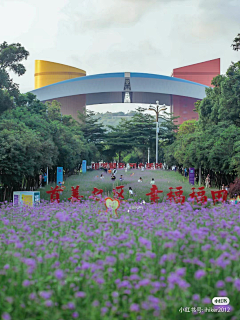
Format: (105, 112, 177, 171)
(0, 200, 240, 320)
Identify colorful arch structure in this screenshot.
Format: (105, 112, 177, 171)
(31, 59, 220, 124)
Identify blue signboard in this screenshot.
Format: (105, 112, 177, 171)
(189, 168, 195, 185)
(57, 167, 63, 185)
(82, 160, 87, 173)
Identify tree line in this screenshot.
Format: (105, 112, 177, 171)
(0, 33, 239, 200)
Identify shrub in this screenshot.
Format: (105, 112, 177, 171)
(229, 177, 240, 198)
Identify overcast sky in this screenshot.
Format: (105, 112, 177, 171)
(0, 0, 239, 112)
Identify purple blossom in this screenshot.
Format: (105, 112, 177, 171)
(75, 291, 86, 298)
(130, 303, 140, 312)
(201, 244, 211, 251)
(177, 279, 190, 289)
(192, 294, 200, 301)
(15, 242, 23, 249)
(124, 289, 131, 294)
(234, 278, 240, 291)
(95, 277, 105, 284)
(225, 276, 233, 282)
(39, 291, 52, 299)
(24, 258, 36, 269)
(129, 274, 140, 281)
(118, 280, 131, 288)
(45, 300, 53, 307)
(218, 290, 227, 296)
(67, 302, 75, 310)
(138, 237, 152, 250)
(2, 313, 11, 320)
(148, 295, 160, 305)
(101, 307, 108, 315)
(22, 280, 31, 287)
(139, 279, 150, 286)
(141, 301, 150, 310)
(92, 300, 99, 307)
(111, 291, 119, 298)
(72, 312, 79, 318)
(215, 280, 225, 288)
(105, 301, 112, 307)
(54, 269, 64, 280)
(176, 268, 186, 277)
(29, 293, 36, 300)
(105, 256, 117, 265)
(202, 297, 211, 304)
(194, 270, 206, 279)
(167, 273, 179, 284)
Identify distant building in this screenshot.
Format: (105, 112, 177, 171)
(31, 59, 220, 125)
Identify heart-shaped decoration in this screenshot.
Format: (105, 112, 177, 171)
(105, 197, 120, 218)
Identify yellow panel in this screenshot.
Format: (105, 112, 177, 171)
(22, 195, 33, 206)
(34, 60, 86, 89)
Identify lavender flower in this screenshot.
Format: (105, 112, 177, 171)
(194, 270, 206, 279)
(39, 291, 52, 299)
(202, 297, 211, 304)
(1, 196, 240, 318)
(45, 300, 53, 307)
(192, 294, 200, 301)
(234, 279, 240, 291)
(130, 303, 140, 312)
(215, 280, 225, 288)
(72, 312, 79, 318)
(2, 313, 11, 320)
(54, 269, 64, 280)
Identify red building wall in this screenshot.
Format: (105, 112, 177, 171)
(43, 94, 86, 120)
(172, 59, 220, 124)
(172, 58, 220, 87)
(172, 95, 199, 125)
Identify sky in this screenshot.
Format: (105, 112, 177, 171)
(0, 0, 239, 113)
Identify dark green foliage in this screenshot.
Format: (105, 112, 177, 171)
(78, 110, 106, 159)
(229, 178, 240, 198)
(0, 41, 29, 114)
(103, 107, 156, 163)
(102, 107, 177, 163)
(232, 33, 240, 51)
(0, 96, 94, 200)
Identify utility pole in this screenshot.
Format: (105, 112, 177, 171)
(199, 166, 201, 186)
(149, 101, 167, 164)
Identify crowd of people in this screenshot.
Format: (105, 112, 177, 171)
(98, 167, 159, 197)
(97, 162, 234, 201)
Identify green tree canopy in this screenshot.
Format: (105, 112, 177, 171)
(78, 110, 106, 157)
(0, 41, 29, 114)
(232, 33, 240, 51)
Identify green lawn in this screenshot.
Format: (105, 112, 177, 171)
(39, 169, 215, 203)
